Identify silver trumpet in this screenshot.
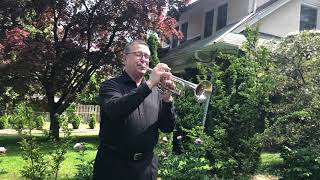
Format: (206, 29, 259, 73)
(147, 67, 213, 103)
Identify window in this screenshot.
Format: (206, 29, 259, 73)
(216, 3, 228, 31)
(300, 5, 318, 31)
(204, 9, 214, 38)
(172, 26, 179, 48)
(180, 22, 188, 44)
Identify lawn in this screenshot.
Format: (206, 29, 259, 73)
(258, 152, 284, 177)
(0, 131, 284, 180)
(0, 133, 99, 180)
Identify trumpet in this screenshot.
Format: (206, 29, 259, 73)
(147, 67, 213, 103)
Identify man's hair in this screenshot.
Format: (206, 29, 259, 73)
(123, 39, 148, 54)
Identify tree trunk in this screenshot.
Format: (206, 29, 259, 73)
(49, 111, 60, 140)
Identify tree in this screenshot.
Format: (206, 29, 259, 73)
(75, 66, 118, 105)
(264, 30, 320, 149)
(201, 27, 276, 177)
(262, 30, 320, 180)
(147, 33, 160, 68)
(0, 0, 189, 140)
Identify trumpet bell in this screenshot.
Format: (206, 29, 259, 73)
(195, 80, 213, 103)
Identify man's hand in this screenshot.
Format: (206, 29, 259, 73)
(146, 63, 171, 89)
(161, 83, 175, 102)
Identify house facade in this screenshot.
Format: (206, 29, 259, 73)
(161, 0, 320, 73)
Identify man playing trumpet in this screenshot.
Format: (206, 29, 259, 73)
(93, 39, 176, 180)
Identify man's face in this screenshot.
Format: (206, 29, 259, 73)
(123, 43, 151, 78)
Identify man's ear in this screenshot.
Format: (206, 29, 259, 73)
(121, 55, 127, 66)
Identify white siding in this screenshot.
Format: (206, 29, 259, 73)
(179, 0, 228, 40)
(227, 0, 251, 24)
(179, 6, 203, 40)
(258, 0, 300, 37)
(256, 0, 272, 7)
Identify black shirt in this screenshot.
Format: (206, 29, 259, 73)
(98, 71, 176, 153)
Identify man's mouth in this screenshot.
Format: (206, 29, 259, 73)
(137, 64, 147, 70)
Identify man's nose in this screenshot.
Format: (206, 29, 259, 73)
(140, 56, 149, 63)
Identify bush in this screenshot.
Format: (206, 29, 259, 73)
(71, 115, 81, 129)
(263, 31, 320, 151)
(19, 134, 50, 180)
(19, 114, 72, 180)
(281, 146, 320, 179)
(74, 159, 94, 179)
(179, 27, 273, 177)
(74, 144, 94, 179)
(35, 115, 45, 130)
(157, 126, 213, 180)
(88, 111, 97, 129)
(63, 103, 82, 129)
(0, 113, 10, 129)
(11, 103, 36, 129)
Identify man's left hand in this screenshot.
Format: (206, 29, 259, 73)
(161, 74, 175, 102)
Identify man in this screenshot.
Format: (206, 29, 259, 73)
(93, 39, 176, 180)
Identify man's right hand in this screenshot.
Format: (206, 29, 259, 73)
(146, 63, 171, 89)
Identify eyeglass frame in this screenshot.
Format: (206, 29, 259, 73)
(125, 51, 151, 60)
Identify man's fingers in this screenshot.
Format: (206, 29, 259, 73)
(160, 72, 172, 79)
(156, 63, 171, 72)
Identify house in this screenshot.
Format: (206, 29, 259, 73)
(160, 0, 320, 73)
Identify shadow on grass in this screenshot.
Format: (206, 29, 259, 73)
(0, 167, 8, 175)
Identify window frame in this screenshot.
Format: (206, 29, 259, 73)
(180, 22, 189, 44)
(299, 3, 319, 31)
(216, 3, 228, 31)
(171, 26, 179, 48)
(204, 8, 215, 38)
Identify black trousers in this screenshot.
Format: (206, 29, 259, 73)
(92, 146, 158, 180)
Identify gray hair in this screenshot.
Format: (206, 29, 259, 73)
(123, 39, 149, 54)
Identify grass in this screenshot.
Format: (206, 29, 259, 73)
(258, 152, 284, 177)
(0, 127, 285, 180)
(0, 133, 99, 180)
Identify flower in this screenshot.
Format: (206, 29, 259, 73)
(177, 135, 183, 140)
(159, 151, 166, 157)
(73, 143, 84, 151)
(0, 147, 7, 154)
(162, 136, 168, 142)
(194, 138, 203, 144)
(285, 31, 300, 37)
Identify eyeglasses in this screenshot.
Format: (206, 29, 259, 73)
(126, 51, 150, 59)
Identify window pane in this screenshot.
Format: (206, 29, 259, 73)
(204, 9, 214, 38)
(300, 5, 318, 31)
(217, 3, 228, 31)
(172, 26, 179, 48)
(180, 22, 188, 44)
